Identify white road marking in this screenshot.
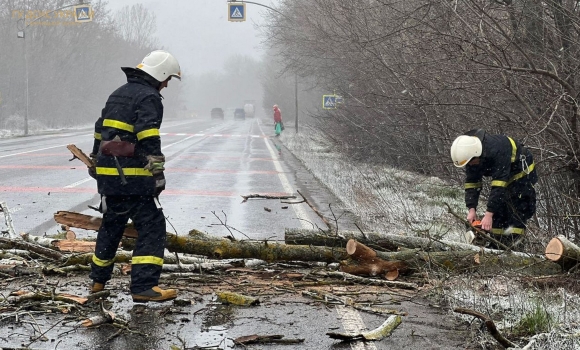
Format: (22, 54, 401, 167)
(65, 135, 198, 188)
(64, 178, 93, 188)
(0, 143, 69, 158)
(162, 135, 197, 150)
(262, 131, 310, 229)
(258, 119, 374, 350)
(336, 306, 377, 350)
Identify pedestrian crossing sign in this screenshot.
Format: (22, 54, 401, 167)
(73, 4, 93, 23)
(323, 95, 337, 109)
(228, 3, 246, 22)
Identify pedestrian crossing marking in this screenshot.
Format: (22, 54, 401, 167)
(231, 7, 243, 18)
(77, 9, 89, 20)
(323, 95, 337, 109)
(228, 3, 246, 22)
(73, 5, 93, 22)
(159, 133, 269, 138)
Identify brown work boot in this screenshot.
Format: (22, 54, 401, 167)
(89, 281, 105, 294)
(132, 286, 178, 303)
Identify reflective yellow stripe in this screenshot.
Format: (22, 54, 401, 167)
(491, 180, 508, 187)
(132, 256, 164, 266)
(508, 162, 535, 185)
(94, 132, 102, 140)
(491, 228, 524, 235)
(96, 167, 153, 176)
(508, 137, 517, 163)
(137, 128, 160, 140)
(465, 182, 482, 189)
(491, 228, 505, 235)
(103, 119, 134, 133)
(92, 255, 114, 267)
(509, 228, 525, 235)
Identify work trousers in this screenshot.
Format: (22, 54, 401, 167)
(490, 180, 536, 249)
(90, 195, 166, 294)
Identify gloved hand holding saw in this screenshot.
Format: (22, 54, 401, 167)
(145, 155, 166, 196)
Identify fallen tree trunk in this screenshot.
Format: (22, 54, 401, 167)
(285, 228, 525, 255)
(371, 248, 561, 276)
(56, 211, 562, 275)
(123, 233, 348, 263)
(545, 235, 580, 270)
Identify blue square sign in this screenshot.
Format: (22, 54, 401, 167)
(323, 95, 337, 109)
(74, 5, 92, 23)
(228, 3, 246, 22)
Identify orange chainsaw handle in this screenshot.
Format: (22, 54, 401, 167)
(471, 220, 482, 229)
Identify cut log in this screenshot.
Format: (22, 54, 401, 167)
(342, 240, 408, 279)
(371, 248, 561, 276)
(67, 144, 94, 169)
(123, 233, 348, 263)
(346, 239, 377, 260)
(54, 211, 138, 238)
(56, 211, 562, 275)
(285, 228, 524, 254)
(545, 235, 580, 270)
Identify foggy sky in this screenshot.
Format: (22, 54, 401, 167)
(107, 0, 276, 76)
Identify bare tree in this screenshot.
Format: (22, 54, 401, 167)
(263, 0, 580, 240)
(114, 4, 159, 50)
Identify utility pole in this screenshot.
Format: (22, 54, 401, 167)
(17, 1, 92, 135)
(294, 73, 298, 132)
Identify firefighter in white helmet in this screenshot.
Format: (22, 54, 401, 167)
(88, 50, 181, 302)
(450, 129, 537, 249)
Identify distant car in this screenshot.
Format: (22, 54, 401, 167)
(211, 108, 224, 119)
(234, 108, 245, 120)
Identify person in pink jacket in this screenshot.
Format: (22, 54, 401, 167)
(273, 105, 283, 136)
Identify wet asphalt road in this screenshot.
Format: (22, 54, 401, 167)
(0, 116, 346, 240)
(0, 117, 470, 350)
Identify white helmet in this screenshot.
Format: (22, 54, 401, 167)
(450, 135, 482, 167)
(136, 50, 181, 82)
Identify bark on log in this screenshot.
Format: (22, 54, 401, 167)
(545, 235, 580, 270)
(56, 212, 561, 275)
(371, 249, 561, 276)
(0, 237, 63, 261)
(122, 233, 348, 263)
(285, 228, 522, 254)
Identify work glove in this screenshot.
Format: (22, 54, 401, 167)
(88, 153, 97, 179)
(144, 155, 165, 175)
(154, 172, 166, 196)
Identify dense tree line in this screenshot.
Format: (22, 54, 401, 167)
(264, 0, 580, 240)
(0, 0, 183, 131)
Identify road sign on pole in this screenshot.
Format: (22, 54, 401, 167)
(322, 95, 337, 109)
(228, 3, 246, 22)
(73, 4, 93, 23)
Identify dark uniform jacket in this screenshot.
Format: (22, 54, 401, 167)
(91, 68, 164, 196)
(464, 130, 537, 214)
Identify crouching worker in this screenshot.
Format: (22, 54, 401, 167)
(88, 50, 181, 302)
(450, 129, 537, 249)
